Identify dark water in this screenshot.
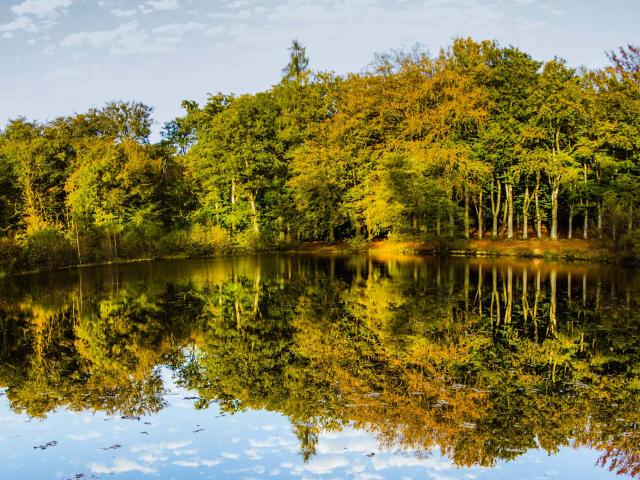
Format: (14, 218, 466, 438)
(0, 255, 638, 480)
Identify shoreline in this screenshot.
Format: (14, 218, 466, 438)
(288, 238, 616, 263)
(0, 238, 630, 279)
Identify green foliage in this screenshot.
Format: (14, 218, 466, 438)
(0, 39, 640, 272)
(187, 223, 232, 255)
(22, 228, 75, 271)
(0, 237, 21, 275)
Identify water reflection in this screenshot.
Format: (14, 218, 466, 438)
(0, 255, 638, 478)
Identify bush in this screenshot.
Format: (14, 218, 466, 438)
(235, 229, 268, 253)
(0, 237, 22, 275)
(188, 223, 231, 256)
(620, 230, 640, 263)
(346, 235, 368, 251)
(120, 221, 163, 259)
(23, 228, 75, 271)
(160, 229, 190, 255)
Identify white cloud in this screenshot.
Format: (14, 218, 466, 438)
(172, 458, 222, 467)
(0, 16, 36, 33)
(67, 430, 102, 441)
(317, 434, 378, 455)
(111, 8, 137, 17)
(11, 0, 74, 17)
(204, 25, 225, 37)
(371, 455, 453, 471)
(90, 458, 157, 475)
(152, 21, 205, 35)
(304, 455, 350, 474)
(145, 0, 180, 10)
(221, 452, 240, 460)
(139, 453, 168, 464)
(61, 21, 177, 55)
(131, 440, 192, 453)
(172, 460, 200, 467)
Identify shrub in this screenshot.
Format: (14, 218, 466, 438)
(235, 229, 268, 253)
(120, 221, 164, 259)
(620, 231, 640, 263)
(23, 228, 75, 271)
(188, 223, 231, 256)
(346, 235, 368, 251)
(160, 229, 190, 255)
(0, 237, 22, 275)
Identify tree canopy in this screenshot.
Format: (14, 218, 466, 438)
(1, 39, 640, 274)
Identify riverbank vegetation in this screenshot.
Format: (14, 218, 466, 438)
(1, 39, 639, 274)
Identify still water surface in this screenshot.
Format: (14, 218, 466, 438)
(0, 255, 638, 480)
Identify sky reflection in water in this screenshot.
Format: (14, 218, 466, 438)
(0, 255, 637, 479)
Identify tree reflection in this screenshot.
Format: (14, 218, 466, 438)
(0, 256, 638, 476)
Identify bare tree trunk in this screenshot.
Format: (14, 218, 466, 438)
(568, 203, 574, 239)
(464, 190, 470, 240)
(629, 202, 634, 233)
(506, 183, 513, 240)
(249, 192, 259, 233)
(597, 201, 603, 238)
(477, 190, 484, 239)
(550, 183, 559, 240)
(74, 219, 82, 266)
(522, 185, 529, 240)
(535, 191, 542, 238)
(583, 200, 589, 239)
(231, 178, 236, 205)
(491, 179, 501, 239)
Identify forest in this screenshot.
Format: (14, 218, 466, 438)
(0, 38, 639, 273)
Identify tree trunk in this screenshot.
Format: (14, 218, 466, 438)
(522, 185, 529, 240)
(249, 192, 259, 233)
(550, 184, 559, 240)
(74, 220, 82, 266)
(597, 201, 603, 238)
(506, 183, 513, 240)
(477, 190, 483, 239)
(629, 202, 634, 233)
(583, 201, 589, 240)
(535, 175, 542, 239)
(568, 203, 574, 239)
(491, 179, 501, 239)
(231, 178, 236, 205)
(464, 190, 470, 240)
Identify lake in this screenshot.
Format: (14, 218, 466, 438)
(0, 255, 638, 480)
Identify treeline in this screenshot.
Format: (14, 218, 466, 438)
(1, 39, 639, 273)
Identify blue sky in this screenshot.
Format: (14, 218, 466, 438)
(0, 0, 638, 134)
(0, 373, 627, 480)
